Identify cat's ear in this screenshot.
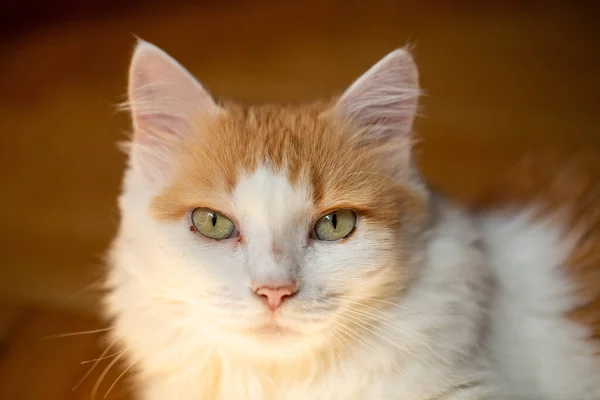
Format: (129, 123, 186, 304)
(126, 40, 219, 182)
(334, 48, 421, 177)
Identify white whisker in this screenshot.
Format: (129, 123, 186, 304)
(336, 296, 451, 339)
(343, 306, 451, 356)
(339, 309, 467, 389)
(328, 329, 353, 360)
(72, 339, 117, 392)
(43, 327, 112, 340)
(92, 352, 125, 400)
(82, 350, 125, 365)
(104, 360, 135, 399)
(331, 319, 401, 373)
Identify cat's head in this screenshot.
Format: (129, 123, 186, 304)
(110, 41, 429, 360)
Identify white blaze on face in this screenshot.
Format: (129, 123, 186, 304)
(232, 166, 313, 290)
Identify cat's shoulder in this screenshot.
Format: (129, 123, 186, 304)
(469, 148, 600, 338)
(464, 148, 600, 399)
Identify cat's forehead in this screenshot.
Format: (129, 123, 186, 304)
(150, 103, 409, 225)
(210, 103, 337, 181)
(232, 166, 313, 235)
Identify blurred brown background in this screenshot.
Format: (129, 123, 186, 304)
(0, 0, 599, 398)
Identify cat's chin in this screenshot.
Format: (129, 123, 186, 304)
(244, 321, 300, 342)
(253, 322, 292, 334)
(226, 321, 323, 358)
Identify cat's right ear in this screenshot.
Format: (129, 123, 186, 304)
(126, 40, 219, 183)
(333, 48, 421, 182)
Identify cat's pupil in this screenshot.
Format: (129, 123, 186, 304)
(211, 212, 217, 227)
(332, 213, 337, 229)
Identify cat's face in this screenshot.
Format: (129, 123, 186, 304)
(111, 42, 427, 359)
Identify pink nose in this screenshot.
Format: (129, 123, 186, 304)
(254, 285, 298, 310)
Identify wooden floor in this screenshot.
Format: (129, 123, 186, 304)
(0, 1, 598, 398)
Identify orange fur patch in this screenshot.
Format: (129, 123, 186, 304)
(468, 149, 600, 344)
(150, 101, 427, 228)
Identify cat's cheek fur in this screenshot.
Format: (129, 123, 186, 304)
(304, 225, 405, 294)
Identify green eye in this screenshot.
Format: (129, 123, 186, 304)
(313, 209, 357, 241)
(191, 208, 236, 240)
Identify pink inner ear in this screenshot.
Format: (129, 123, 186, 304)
(127, 41, 219, 146)
(135, 113, 183, 145)
(335, 48, 420, 144)
(362, 115, 412, 143)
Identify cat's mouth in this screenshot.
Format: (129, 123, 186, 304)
(250, 320, 298, 338)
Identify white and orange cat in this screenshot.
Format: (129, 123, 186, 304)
(104, 40, 600, 399)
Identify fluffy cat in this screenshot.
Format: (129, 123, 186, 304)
(104, 40, 600, 399)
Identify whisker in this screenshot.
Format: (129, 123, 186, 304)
(336, 296, 450, 338)
(337, 296, 429, 320)
(104, 361, 135, 399)
(92, 352, 125, 400)
(340, 301, 467, 370)
(326, 341, 343, 364)
(328, 330, 353, 360)
(339, 310, 466, 388)
(72, 339, 117, 392)
(330, 319, 401, 373)
(82, 350, 124, 365)
(334, 316, 397, 360)
(341, 310, 436, 364)
(343, 307, 447, 350)
(329, 320, 366, 354)
(43, 327, 112, 340)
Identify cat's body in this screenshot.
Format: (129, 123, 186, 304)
(471, 153, 600, 400)
(104, 41, 600, 399)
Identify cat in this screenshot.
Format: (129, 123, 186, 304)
(103, 40, 600, 400)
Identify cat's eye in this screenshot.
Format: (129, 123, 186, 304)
(313, 209, 357, 241)
(191, 208, 236, 240)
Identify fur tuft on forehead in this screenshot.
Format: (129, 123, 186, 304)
(150, 101, 427, 227)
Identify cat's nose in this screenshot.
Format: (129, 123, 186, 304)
(254, 284, 298, 310)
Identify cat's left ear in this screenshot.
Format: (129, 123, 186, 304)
(126, 40, 220, 184)
(334, 48, 421, 177)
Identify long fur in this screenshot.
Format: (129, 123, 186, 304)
(104, 41, 600, 400)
